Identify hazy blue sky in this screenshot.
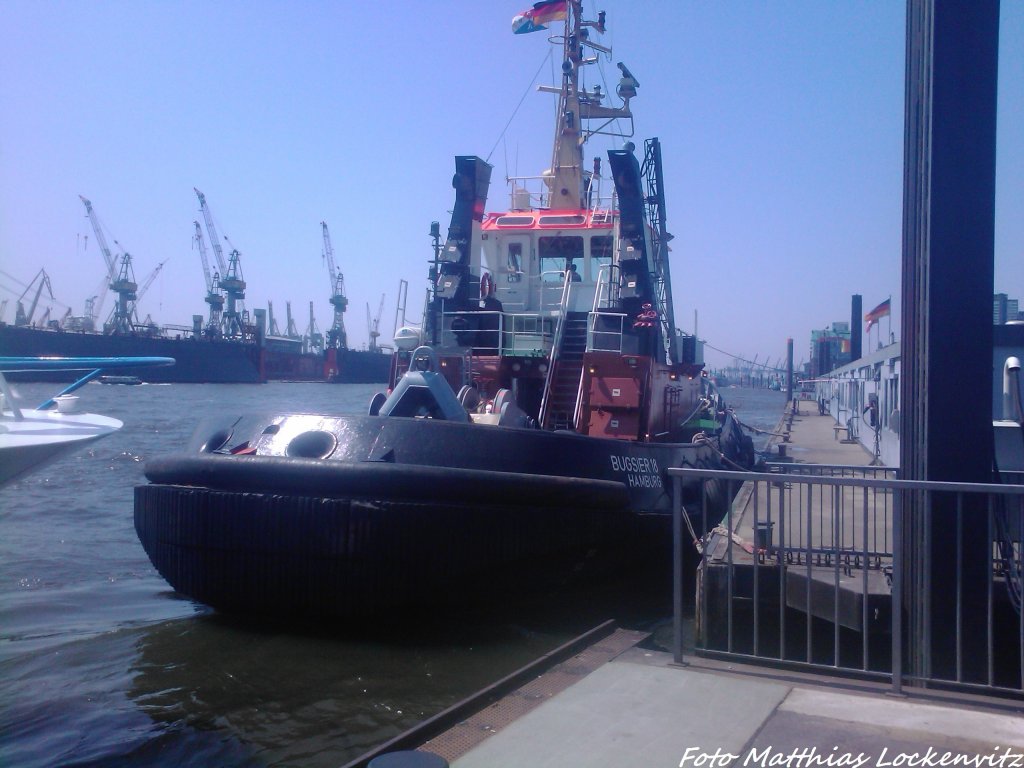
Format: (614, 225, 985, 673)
(1, 1, 1021, 368)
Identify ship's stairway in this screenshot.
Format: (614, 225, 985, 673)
(544, 312, 589, 430)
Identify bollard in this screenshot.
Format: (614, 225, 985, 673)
(754, 520, 774, 550)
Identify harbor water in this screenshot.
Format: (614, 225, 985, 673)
(0, 381, 785, 767)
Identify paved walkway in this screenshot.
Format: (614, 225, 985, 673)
(732, 402, 886, 547)
(447, 645, 1024, 768)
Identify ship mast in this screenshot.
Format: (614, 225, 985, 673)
(540, 1, 635, 210)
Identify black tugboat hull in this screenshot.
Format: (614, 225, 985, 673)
(134, 414, 748, 618)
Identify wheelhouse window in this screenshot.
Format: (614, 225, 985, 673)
(505, 242, 523, 282)
(539, 236, 584, 283)
(590, 235, 613, 281)
(539, 214, 586, 226)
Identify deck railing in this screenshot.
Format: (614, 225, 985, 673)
(440, 310, 555, 358)
(669, 464, 1024, 699)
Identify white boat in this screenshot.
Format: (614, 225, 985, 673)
(0, 356, 173, 486)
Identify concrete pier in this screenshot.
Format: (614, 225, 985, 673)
(348, 403, 1023, 768)
(698, 401, 895, 662)
(355, 626, 1023, 768)
(444, 643, 1023, 768)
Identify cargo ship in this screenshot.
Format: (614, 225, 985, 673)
(0, 320, 393, 384)
(0, 321, 263, 383)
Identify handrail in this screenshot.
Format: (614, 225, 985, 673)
(571, 365, 587, 431)
(439, 310, 554, 357)
(592, 263, 620, 311)
(0, 356, 175, 372)
(668, 465, 1024, 698)
(587, 311, 627, 354)
(538, 277, 576, 428)
(0, 356, 175, 415)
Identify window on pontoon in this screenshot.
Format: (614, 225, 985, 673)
(539, 236, 584, 282)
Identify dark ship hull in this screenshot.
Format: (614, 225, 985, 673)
(0, 324, 262, 383)
(261, 345, 324, 382)
(134, 410, 748, 619)
(327, 347, 393, 384)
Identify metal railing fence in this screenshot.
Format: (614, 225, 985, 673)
(669, 465, 1024, 699)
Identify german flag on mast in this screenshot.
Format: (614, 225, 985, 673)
(512, 0, 568, 34)
(865, 298, 891, 332)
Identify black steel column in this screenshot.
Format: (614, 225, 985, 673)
(851, 295, 862, 362)
(900, 0, 999, 682)
(786, 338, 794, 402)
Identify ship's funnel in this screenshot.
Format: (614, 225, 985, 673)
(446, 156, 492, 260)
(607, 147, 653, 312)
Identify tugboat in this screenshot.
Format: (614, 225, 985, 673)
(134, 1, 755, 619)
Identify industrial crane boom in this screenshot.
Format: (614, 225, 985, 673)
(321, 221, 348, 349)
(322, 221, 339, 289)
(79, 196, 118, 280)
(194, 189, 245, 337)
(194, 188, 228, 277)
(15, 269, 54, 326)
(78, 196, 137, 333)
(193, 221, 214, 292)
(79, 195, 121, 322)
(367, 293, 385, 352)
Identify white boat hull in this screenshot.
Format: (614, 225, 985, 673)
(0, 409, 122, 485)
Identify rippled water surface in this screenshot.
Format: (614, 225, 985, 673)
(0, 381, 785, 767)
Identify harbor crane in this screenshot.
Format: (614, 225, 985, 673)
(321, 221, 348, 350)
(305, 301, 323, 354)
(14, 269, 53, 327)
(78, 196, 116, 321)
(285, 301, 300, 339)
(367, 294, 385, 352)
(194, 188, 246, 338)
(193, 221, 224, 335)
(107, 251, 139, 334)
(221, 236, 248, 337)
(79, 195, 137, 333)
(267, 300, 281, 336)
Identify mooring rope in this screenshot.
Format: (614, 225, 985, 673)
(735, 418, 786, 438)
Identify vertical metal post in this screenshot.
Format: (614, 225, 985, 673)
(786, 337, 794, 403)
(779, 478, 787, 660)
(900, 0, 1000, 684)
(987, 494, 994, 686)
(955, 494, 963, 682)
(701, 481, 709, 652)
(862, 488, 870, 670)
(892, 488, 904, 695)
(726, 480, 734, 653)
(923, 489, 932, 680)
(753, 480, 760, 657)
(672, 475, 683, 665)
(851, 295, 862, 362)
(806, 482, 813, 662)
(834, 487, 841, 667)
